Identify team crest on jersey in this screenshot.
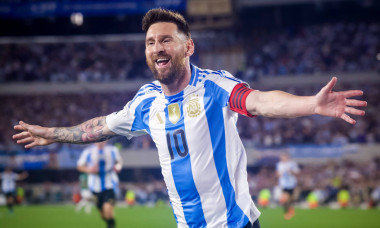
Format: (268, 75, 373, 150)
(168, 103, 180, 124)
(187, 95, 201, 118)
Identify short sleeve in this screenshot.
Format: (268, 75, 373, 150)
(204, 70, 249, 109)
(106, 101, 136, 139)
(106, 101, 150, 139)
(213, 70, 249, 97)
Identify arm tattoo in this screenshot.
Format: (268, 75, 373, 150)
(52, 116, 115, 144)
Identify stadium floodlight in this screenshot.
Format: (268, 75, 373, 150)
(70, 12, 84, 26)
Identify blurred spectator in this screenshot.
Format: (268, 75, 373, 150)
(0, 22, 379, 83)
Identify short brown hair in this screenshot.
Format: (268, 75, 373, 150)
(142, 8, 190, 38)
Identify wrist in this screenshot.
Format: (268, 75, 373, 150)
(46, 127, 58, 144)
(310, 96, 318, 115)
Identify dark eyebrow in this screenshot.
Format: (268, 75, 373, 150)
(146, 37, 154, 43)
(146, 34, 173, 43)
(160, 35, 172, 40)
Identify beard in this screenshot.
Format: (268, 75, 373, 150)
(146, 53, 186, 85)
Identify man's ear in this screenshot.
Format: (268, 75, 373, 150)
(185, 39, 194, 57)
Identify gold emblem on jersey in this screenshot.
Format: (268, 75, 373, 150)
(168, 103, 180, 124)
(187, 95, 201, 118)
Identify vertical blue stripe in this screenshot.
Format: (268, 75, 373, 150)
(203, 80, 249, 227)
(131, 97, 156, 135)
(164, 91, 206, 227)
(98, 149, 106, 191)
(86, 153, 91, 163)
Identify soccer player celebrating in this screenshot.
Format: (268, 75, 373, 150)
(13, 8, 366, 228)
(0, 167, 28, 214)
(77, 141, 123, 228)
(276, 153, 299, 220)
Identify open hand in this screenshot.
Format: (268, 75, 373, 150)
(315, 77, 367, 124)
(13, 121, 54, 148)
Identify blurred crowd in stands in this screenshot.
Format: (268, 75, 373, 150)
(240, 22, 380, 78)
(1, 22, 379, 83)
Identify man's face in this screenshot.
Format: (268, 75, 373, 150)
(145, 22, 188, 84)
(280, 153, 289, 161)
(96, 141, 106, 149)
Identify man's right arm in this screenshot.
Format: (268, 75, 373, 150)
(77, 165, 99, 174)
(13, 116, 116, 149)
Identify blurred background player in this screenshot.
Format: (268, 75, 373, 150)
(75, 172, 93, 214)
(77, 141, 123, 228)
(276, 153, 299, 220)
(0, 167, 28, 214)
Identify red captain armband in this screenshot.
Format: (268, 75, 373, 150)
(229, 83, 255, 117)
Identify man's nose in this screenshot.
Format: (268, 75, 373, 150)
(152, 42, 164, 53)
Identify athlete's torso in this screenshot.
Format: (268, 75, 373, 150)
(77, 145, 120, 193)
(106, 64, 260, 227)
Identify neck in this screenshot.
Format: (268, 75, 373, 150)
(161, 61, 191, 96)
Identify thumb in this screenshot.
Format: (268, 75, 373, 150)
(322, 77, 337, 93)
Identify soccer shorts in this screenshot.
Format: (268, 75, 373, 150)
(5, 191, 16, 199)
(283, 188, 294, 195)
(92, 189, 116, 210)
(244, 219, 261, 228)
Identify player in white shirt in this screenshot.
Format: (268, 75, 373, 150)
(13, 8, 366, 228)
(75, 172, 93, 214)
(77, 141, 123, 228)
(276, 153, 299, 220)
(0, 167, 28, 214)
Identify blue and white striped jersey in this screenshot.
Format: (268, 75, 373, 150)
(106, 64, 260, 227)
(276, 160, 299, 189)
(1, 172, 19, 193)
(77, 144, 122, 193)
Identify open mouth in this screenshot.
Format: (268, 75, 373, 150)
(155, 58, 170, 67)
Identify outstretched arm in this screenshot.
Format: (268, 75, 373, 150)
(17, 172, 28, 180)
(13, 116, 116, 148)
(246, 77, 367, 124)
(77, 164, 99, 174)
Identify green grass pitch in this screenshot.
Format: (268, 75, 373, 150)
(0, 205, 379, 228)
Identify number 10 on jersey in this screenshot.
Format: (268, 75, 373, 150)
(166, 129, 189, 160)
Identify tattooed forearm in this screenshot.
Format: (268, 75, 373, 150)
(52, 116, 115, 144)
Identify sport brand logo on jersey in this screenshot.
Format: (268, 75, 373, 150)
(187, 95, 201, 118)
(168, 103, 180, 124)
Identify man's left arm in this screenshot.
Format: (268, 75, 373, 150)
(17, 172, 28, 181)
(245, 77, 367, 124)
